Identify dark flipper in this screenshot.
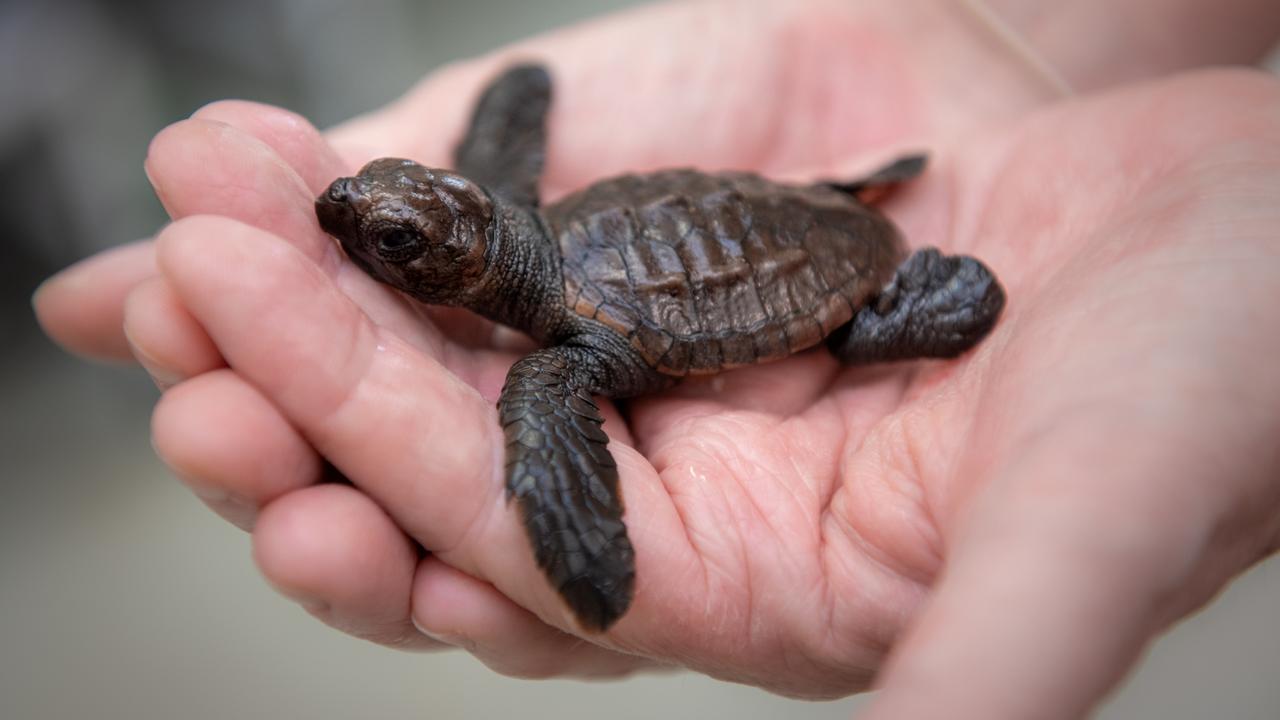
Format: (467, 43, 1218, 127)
(826, 154, 927, 204)
(453, 63, 552, 208)
(828, 248, 1005, 364)
(498, 347, 634, 631)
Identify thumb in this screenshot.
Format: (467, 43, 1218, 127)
(861, 420, 1242, 720)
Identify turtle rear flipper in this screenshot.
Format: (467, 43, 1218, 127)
(825, 153, 927, 203)
(454, 63, 551, 208)
(499, 346, 635, 632)
(827, 248, 1005, 364)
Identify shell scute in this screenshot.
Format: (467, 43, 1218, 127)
(548, 170, 905, 375)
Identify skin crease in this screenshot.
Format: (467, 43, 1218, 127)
(30, 0, 1280, 717)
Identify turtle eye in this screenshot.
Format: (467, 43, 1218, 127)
(375, 228, 421, 261)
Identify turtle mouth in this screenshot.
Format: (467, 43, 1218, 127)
(315, 178, 369, 248)
(315, 196, 354, 239)
(314, 188, 392, 284)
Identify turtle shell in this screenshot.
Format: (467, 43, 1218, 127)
(544, 170, 906, 376)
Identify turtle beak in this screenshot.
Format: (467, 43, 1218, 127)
(315, 177, 369, 247)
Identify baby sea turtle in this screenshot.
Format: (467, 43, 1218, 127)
(315, 64, 1005, 631)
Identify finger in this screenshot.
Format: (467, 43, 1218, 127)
(155, 215, 689, 633)
(253, 483, 442, 651)
(148, 110, 509, 370)
(151, 369, 323, 530)
(145, 117, 342, 274)
(192, 100, 350, 192)
(411, 557, 651, 678)
(155, 215, 502, 547)
(33, 240, 156, 362)
(35, 103, 352, 366)
(869, 73, 1280, 714)
(123, 276, 222, 389)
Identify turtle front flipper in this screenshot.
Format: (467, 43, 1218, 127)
(454, 64, 551, 208)
(498, 346, 634, 631)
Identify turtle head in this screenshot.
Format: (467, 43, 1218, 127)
(316, 158, 493, 304)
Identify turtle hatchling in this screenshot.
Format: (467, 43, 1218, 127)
(315, 64, 1006, 631)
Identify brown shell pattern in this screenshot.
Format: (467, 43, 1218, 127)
(544, 170, 907, 376)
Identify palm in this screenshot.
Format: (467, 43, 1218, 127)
(573, 67, 1280, 694)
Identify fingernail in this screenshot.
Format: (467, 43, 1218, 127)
(123, 326, 183, 390)
(410, 613, 437, 638)
(199, 493, 258, 531)
(260, 575, 328, 613)
(188, 482, 229, 503)
(31, 275, 55, 309)
(411, 615, 469, 649)
(150, 436, 231, 504)
(31, 279, 55, 329)
(171, 467, 257, 517)
(169, 466, 238, 507)
(143, 151, 175, 217)
(140, 358, 183, 391)
(33, 264, 84, 299)
(302, 600, 331, 615)
(31, 267, 88, 332)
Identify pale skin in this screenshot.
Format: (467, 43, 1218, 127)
(32, 1, 1280, 717)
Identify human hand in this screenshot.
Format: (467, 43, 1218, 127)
(33, 0, 1280, 716)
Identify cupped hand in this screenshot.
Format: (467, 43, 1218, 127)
(33, 0, 1280, 716)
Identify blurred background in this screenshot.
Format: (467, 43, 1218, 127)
(3, 1, 1279, 718)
